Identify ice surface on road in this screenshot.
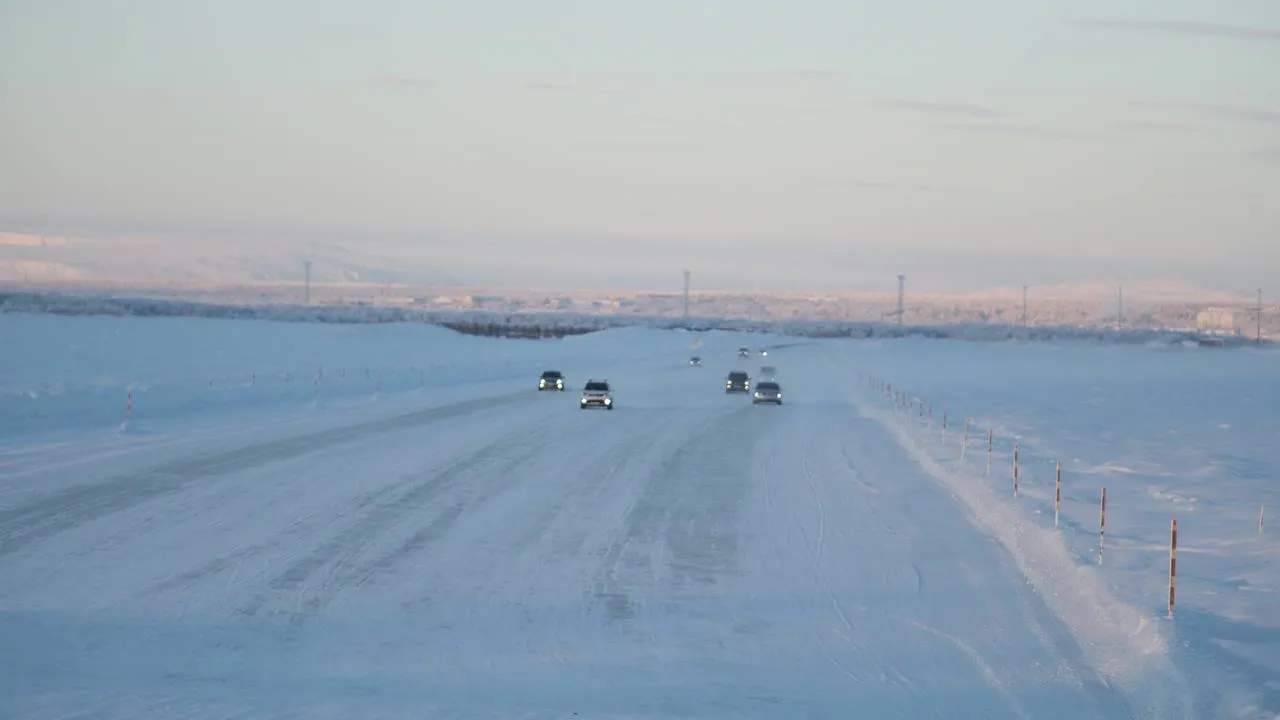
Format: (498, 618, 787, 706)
(0, 317, 1190, 718)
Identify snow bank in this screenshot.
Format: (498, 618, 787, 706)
(859, 400, 1195, 719)
(845, 338, 1280, 719)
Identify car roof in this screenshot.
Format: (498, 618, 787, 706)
(541, 369, 562, 375)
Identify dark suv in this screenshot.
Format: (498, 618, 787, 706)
(725, 371, 750, 393)
(752, 380, 782, 405)
(538, 370, 565, 391)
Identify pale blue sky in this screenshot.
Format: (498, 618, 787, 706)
(2, 0, 1278, 292)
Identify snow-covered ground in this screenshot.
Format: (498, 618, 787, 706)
(0, 315, 1271, 718)
(845, 338, 1280, 719)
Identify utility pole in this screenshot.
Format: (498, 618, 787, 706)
(304, 260, 312, 305)
(1022, 284, 1029, 326)
(1258, 289, 1264, 346)
(683, 270, 691, 327)
(897, 274, 906, 325)
(1117, 284, 1123, 331)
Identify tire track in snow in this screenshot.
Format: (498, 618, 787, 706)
(833, 412, 1039, 717)
(0, 390, 533, 557)
(139, 481, 398, 601)
(793, 452, 863, 683)
(462, 419, 675, 668)
(587, 401, 770, 626)
(234, 422, 557, 619)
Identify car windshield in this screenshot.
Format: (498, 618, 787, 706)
(757, 382, 780, 390)
(584, 382, 609, 391)
(541, 371, 562, 378)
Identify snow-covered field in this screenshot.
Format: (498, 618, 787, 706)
(847, 339, 1280, 719)
(0, 314, 1273, 718)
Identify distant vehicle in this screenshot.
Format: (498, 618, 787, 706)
(760, 365, 777, 377)
(690, 356, 702, 366)
(538, 370, 565, 391)
(725, 371, 751, 393)
(737, 347, 750, 358)
(580, 379, 615, 410)
(752, 380, 783, 405)
(759, 350, 769, 357)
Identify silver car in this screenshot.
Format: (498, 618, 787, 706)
(752, 380, 782, 405)
(580, 379, 615, 410)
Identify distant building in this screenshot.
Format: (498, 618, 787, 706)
(1195, 308, 1236, 335)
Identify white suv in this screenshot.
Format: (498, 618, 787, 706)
(580, 379, 615, 410)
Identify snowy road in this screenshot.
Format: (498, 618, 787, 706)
(0, 344, 1136, 719)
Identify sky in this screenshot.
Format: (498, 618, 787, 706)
(1, 0, 1278, 293)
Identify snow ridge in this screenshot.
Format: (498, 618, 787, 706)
(857, 398, 1197, 720)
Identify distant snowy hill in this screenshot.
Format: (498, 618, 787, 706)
(0, 233, 459, 286)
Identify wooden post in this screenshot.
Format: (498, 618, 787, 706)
(986, 429, 993, 475)
(961, 418, 970, 459)
(125, 387, 133, 424)
(1260, 505, 1265, 535)
(1098, 487, 1107, 564)
(1013, 443, 1020, 496)
(942, 410, 948, 445)
(1054, 462, 1062, 527)
(1168, 519, 1178, 617)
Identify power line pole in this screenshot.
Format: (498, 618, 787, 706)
(304, 260, 312, 305)
(1022, 284, 1028, 326)
(1117, 284, 1123, 331)
(1258, 289, 1263, 346)
(682, 270, 691, 327)
(897, 274, 906, 325)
